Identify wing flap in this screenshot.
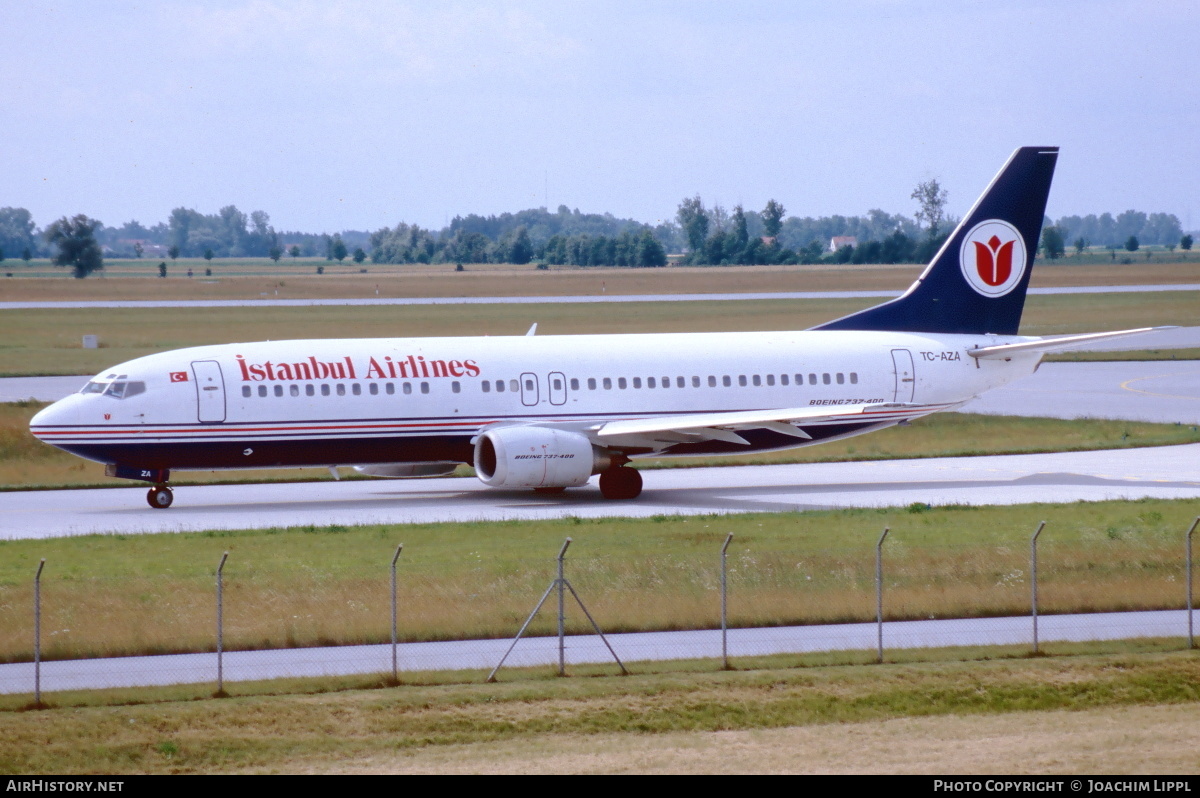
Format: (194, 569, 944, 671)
(595, 402, 942, 446)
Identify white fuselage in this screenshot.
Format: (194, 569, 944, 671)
(30, 329, 1039, 475)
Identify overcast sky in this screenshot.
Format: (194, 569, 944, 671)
(3, 1, 1197, 234)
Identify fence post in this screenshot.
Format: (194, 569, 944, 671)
(216, 551, 229, 695)
(876, 528, 889, 664)
(1031, 521, 1046, 654)
(557, 538, 571, 677)
(1188, 517, 1198, 650)
(391, 543, 403, 682)
(721, 533, 733, 670)
(34, 559, 45, 706)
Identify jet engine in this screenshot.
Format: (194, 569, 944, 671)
(473, 426, 612, 488)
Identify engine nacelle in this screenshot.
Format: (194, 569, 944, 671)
(353, 462, 459, 478)
(474, 426, 610, 488)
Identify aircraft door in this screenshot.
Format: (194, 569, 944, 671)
(891, 349, 915, 403)
(519, 372, 540, 406)
(548, 371, 567, 405)
(191, 360, 227, 423)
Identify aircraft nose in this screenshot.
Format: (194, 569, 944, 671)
(29, 397, 78, 443)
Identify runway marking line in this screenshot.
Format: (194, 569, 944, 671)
(1119, 369, 1200, 401)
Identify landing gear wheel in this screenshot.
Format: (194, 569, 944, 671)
(147, 485, 174, 509)
(533, 486, 567, 495)
(599, 467, 642, 500)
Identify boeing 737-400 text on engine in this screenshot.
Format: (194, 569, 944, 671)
(30, 147, 1163, 508)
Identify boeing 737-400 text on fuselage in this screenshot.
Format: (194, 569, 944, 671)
(30, 147, 1161, 508)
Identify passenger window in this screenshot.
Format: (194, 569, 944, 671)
(691, 376, 699, 388)
(809, 374, 817, 385)
(525, 378, 534, 392)
(274, 385, 284, 397)
(421, 382, 430, 394)
(850, 373, 858, 384)
(369, 383, 378, 395)
(708, 376, 716, 387)
(781, 374, 789, 386)
(823, 373, 831, 385)
(509, 379, 519, 392)
(603, 378, 612, 389)
(336, 384, 346, 396)
(321, 384, 330, 396)
(352, 383, 362, 396)
(738, 375, 747, 387)
(647, 377, 655, 388)
(552, 377, 562, 391)
(242, 386, 251, 398)
(588, 378, 597, 390)
(570, 378, 579, 390)
(618, 377, 627, 389)
(766, 374, 775, 386)
(403, 382, 412, 395)
(452, 381, 461, 393)
(386, 383, 395, 395)
(632, 377, 641, 389)
(306, 384, 315, 396)
(258, 385, 268, 397)
(722, 376, 731, 387)
(753, 375, 762, 386)
(290, 384, 300, 397)
(495, 380, 504, 393)
(482, 380, 491, 393)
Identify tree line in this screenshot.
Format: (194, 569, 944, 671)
(2, 190, 1194, 278)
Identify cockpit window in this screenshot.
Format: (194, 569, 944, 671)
(82, 377, 145, 399)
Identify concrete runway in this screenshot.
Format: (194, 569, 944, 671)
(3, 443, 1198, 539)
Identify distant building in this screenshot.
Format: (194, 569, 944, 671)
(830, 236, 857, 252)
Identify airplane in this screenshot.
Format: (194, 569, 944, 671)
(30, 146, 1163, 509)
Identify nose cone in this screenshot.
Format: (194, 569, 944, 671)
(29, 395, 83, 445)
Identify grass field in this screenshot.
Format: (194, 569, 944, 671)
(2, 499, 1194, 665)
(1, 645, 1198, 773)
(1, 290, 1197, 377)
(2, 258, 1197, 302)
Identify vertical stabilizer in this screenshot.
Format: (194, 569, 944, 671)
(814, 147, 1058, 335)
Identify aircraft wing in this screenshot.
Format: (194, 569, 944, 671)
(593, 402, 953, 447)
(968, 327, 1176, 359)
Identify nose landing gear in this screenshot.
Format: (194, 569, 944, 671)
(147, 485, 174, 509)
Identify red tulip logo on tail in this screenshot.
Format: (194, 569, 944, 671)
(959, 219, 1026, 297)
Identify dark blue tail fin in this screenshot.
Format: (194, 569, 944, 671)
(814, 146, 1058, 335)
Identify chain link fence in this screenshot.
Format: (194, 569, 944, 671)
(2, 518, 1195, 702)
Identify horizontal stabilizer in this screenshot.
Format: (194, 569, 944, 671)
(967, 327, 1175, 359)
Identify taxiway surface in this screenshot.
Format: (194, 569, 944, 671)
(3, 443, 1198, 540)
(3, 609, 1192, 694)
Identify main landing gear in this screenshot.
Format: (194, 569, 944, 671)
(599, 466, 642, 500)
(147, 485, 174, 509)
